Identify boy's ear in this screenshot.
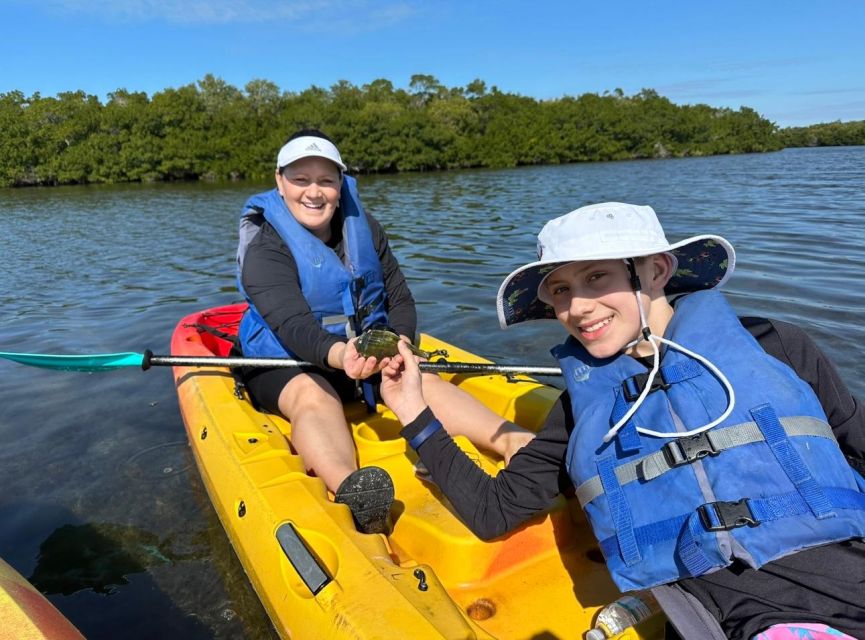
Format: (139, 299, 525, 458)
(651, 253, 675, 290)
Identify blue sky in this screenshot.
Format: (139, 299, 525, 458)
(2, 0, 863, 127)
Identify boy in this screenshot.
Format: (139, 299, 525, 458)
(381, 202, 865, 639)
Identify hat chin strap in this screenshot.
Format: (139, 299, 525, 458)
(602, 261, 736, 444)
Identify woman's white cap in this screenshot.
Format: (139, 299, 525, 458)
(276, 135, 347, 172)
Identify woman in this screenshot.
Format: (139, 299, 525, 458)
(237, 129, 533, 534)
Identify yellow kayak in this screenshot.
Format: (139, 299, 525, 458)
(0, 557, 84, 640)
(170, 304, 665, 639)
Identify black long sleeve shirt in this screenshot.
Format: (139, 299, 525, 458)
(402, 318, 865, 640)
(241, 209, 417, 368)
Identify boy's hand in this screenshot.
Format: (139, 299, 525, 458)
(380, 339, 428, 424)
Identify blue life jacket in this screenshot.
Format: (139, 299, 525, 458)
(554, 289, 865, 592)
(236, 176, 388, 359)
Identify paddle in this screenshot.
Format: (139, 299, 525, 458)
(0, 350, 563, 377)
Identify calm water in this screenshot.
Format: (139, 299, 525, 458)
(1, 146, 864, 638)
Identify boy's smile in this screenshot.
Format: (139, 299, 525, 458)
(577, 316, 613, 339)
(544, 257, 674, 359)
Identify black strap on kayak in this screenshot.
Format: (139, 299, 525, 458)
(186, 317, 245, 398)
(184, 322, 239, 346)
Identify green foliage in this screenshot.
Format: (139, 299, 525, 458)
(778, 120, 865, 148)
(0, 75, 802, 188)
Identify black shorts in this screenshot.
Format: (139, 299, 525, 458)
(241, 365, 362, 414)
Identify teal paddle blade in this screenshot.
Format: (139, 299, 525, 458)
(0, 351, 145, 372)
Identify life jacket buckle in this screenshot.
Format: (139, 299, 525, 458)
(663, 431, 718, 467)
(698, 499, 760, 532)
(622, 370, 670, 402)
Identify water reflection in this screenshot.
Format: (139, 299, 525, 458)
(31, 522, 182, 596)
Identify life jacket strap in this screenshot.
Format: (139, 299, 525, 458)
(677, 486, 865, 577)
(322, 314, 350, 328)
(612, 361, 706, 452)
(662, 430, 719, 467)
(622, 360, 703, 402)
(697, 498, 759, 531)
(598, 455, 642, 566)
(597, 486, 865, 578)
(576, 416, 835, 507)
(361, 380, 377, 413)
(340, 285, 357, 330)
(752, 403, 836, 520)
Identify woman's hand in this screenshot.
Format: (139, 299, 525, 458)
(341, 338, 389, 380)
(380, 339, 428, 425)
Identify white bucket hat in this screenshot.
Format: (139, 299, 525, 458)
(496, 202, 736, 329)
(276, 135, 347, 172)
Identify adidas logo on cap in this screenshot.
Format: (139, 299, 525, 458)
(277, 136, 346, 171)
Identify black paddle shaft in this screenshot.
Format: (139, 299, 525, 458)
(143, 350, 562, 376)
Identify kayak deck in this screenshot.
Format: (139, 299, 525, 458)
(171, 304, 665, 639)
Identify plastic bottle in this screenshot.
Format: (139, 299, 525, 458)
(585, 591, 660, 639)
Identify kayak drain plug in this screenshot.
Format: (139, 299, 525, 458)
(413, 568, 428, 591)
